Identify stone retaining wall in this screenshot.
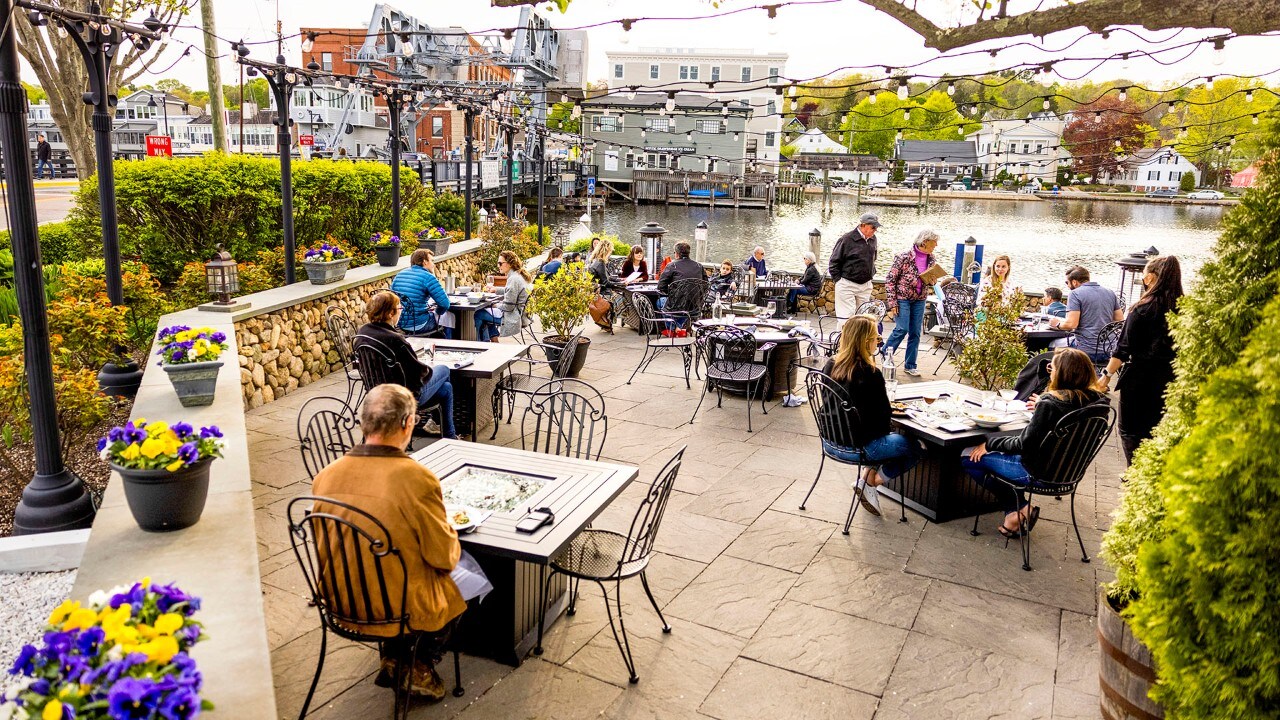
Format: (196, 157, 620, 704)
(798, 278, 1044, 314)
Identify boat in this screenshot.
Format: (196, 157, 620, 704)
(687, 188, 729, 198)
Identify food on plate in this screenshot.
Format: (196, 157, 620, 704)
(451, 510, 471, 526)
(890, 401, 909, 412)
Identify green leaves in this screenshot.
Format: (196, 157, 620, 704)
(953, 283, 1028, 391)
(527, 263, 595, 339)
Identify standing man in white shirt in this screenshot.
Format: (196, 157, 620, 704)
(828, 213, 881, 317)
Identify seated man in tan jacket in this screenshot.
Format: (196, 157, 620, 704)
(312, 384, 489, 700)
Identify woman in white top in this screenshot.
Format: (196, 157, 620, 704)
(977, 254, 1019, 302)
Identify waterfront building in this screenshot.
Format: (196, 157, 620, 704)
(791, 127, 847, 154)
(894, 140, 979, 185)
(604, 47, 788, 172)
(966, 112, 1069, 183)
(1106, 147, 1199, 192)
(26, 92, 198, 171)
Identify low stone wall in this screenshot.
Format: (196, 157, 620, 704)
(223, 241, 482, 409)
(799, 278, 1044, 314)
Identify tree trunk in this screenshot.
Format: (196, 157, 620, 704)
(200, 0, 228, 151)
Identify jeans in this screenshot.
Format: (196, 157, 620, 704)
(474, 309, 500, 342)
(883, 299, 926, 370)
(960, 450, 1031, 499)
(416, 365, 456, 438)
(821, 432, 919, 481)
(35, 159, 53, 179)
(786, 288, 804, 313)
(656, 296, 688, 329)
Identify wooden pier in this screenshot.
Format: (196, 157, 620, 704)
(631, 170, 776, 210)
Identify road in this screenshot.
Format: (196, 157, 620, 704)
(0, 181, 78, 232)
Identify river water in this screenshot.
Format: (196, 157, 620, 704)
(551, 195, 1226, 293)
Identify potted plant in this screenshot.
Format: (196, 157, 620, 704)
(2, 578, 212, 718)
(302, 242, 351, 284)
(372, 232, 402, 267)
(416, 226, 452, 256)
(156, 325, 227, 407)
(98, 419, 225, 531)
(527, 262, 595, 377)
(953, 284, 1029, 391)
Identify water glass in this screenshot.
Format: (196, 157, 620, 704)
(886, 379, 898, 401)
(766, 301, 777, 318)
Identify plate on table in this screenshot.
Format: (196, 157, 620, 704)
(446, 505, 486, 534)
(964, 409, 1014, 429)
(889, 401, 910, 416)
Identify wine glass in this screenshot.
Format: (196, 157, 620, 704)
(765, 300, 777, 318)
(923, 390, 939, 405)
(998, 388, 1017, 412)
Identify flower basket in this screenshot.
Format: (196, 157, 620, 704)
(156, 326, 228, 407)
(162, 360, 224, 407)
(99, 420, 225, 532)
(375, 245, 401, 267)
(417, 227, 452, 256)
(304, 257, 351, 284)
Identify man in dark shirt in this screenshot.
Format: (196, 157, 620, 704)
(656, 242, 707, 319)
(828, 212, 880, 317)
(35, 134, 52, 179)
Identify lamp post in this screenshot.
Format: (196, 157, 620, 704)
(147, 92, 170, 136)
(505, 126, 515, 217)
(694, 220, 709, 264)
(1115, 246, 1158, 308)
(463, 106, 476, 241)
(382, 86, 415, 240)
(3, 0, 96, 533)
(204, 244, 240, 305)
(537, 131, 546, 246)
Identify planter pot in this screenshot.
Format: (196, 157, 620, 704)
(162, 360, 223, 407)
(304, 257, 352, 285)
(1098, 590, 1164, 720)
(422, 238, 452, 256)
(112, 458, 213, 532)
(375, 246, 401, 267)
(97, 359, 144, 398)
(543, 335, 591, 378)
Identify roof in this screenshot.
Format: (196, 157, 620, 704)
(582, 93, 753, 114)
(895, 140, 978, 163)
(1129, 146, 1188, 163)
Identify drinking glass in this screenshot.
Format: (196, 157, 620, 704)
(886, 379, 899, 401)
(923, 390, 939, 405)
(766, 300, 777, 318)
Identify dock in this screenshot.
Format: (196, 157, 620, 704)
(630, 170, 776, 209)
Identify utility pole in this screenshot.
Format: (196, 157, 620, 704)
(464, 107, 475, 241)
(505, 126, 514, 217)
(537, 131, 546, 245)
(200, 0, 227, 151)
(2, 0, 96, 534)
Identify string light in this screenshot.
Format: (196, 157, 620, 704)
(1246, 90, 1254, 103)
(947, 82, 955, 96)
(1094, 111, 1102, 123)
(1042, 97, 1051, 110)
(897, 80, 909, 100)
(1118, 87, 1128, 101)
(1212, 37, 1226, 66)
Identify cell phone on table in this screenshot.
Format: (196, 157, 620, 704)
(515, 507, 554, 534)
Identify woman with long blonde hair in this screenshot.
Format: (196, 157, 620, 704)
(822, 315, 919, 517)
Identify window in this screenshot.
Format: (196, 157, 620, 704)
(679, 65, 699, 80)
(613, 63, 623, 79)
(741, 66, 752, 83)
(1147, 170, 1160, 181)
(658, 154, 669, 169)
(768, 66, 780, 83)
(1022, 143, 1030, 154)
(710, 66, 720, 82)
(646, 117, 671, 132)
(926, 164, 936, 175)
(766, 101, 775, 116)
(321, 52, 333, 72)
(695, 119, 723, 134)
(645, 153, 656, 168)
(592, 116, 621, 132)
(1170, 171, 1182, 181)
(940, 164, 949, 175)
(649, 64, 659, 80)
(1035, 143, 1044, 154)
(746, 138, 758, 156)
(765, 131, 775, 147)
(625, 152, 635, 169)
(431, 116, 443, 137)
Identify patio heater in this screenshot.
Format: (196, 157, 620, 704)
(954, 235, 984, 285)
(694, 221, 709, 264)
(808, 228, 822, 258)
(201, 244, 242, 310)
(638, 222, 666, 276)
(1115, 246, 1158, 308)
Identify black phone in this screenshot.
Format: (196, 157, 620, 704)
(515, 508, 554, 534)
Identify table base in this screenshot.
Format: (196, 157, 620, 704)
(876, 448, 1005, 523)
(458, 552, 569, 666)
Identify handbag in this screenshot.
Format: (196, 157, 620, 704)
(588, 294, 613, 328)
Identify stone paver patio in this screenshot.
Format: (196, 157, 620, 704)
(248, 321, 1118, 719)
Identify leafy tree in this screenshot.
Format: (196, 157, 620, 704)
(954, 284, 1028, 391)
(1163, 78, 1277, 186)
(1062, 96, 1149, 183)
(547, 101, 580, 134)
(1179, 171, 1196, 192)
(21, 81, 45, 104)
(837, 91, 978, 160)
(222, 78, 270, 111)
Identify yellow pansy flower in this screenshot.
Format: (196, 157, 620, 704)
(133, 417, 147, 426)
(145, 421, 169, 436)
(154, 613, 184, 636)
(136, 623, 157, 640)
(42, 699, 63, 720)
(141, 636, 179, 664)
(48, 600, 79, 625)
(139, 438, 165, 459)
(119, 443, 141, 461)
(63, 607, 99, 631)
(166, 459, 185, 472)
(100, 605, 135, 644)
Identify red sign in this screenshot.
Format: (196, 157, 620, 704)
(145, 135, 172, 157)
(299, 135, 314, 147)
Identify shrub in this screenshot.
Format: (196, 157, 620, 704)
(476, 214, 545, 276)
(170, 250, 277, 310)
(54, 260, 169, 350)
(527, 262, 595, 340)
(46, 296, 131, 369)
(953, 284, 1028, 391)
(1178, 171, 1196, 193)
(0, 219, 97, 267)
(565, 234, 628, 257)
(416, 191, 477, 232)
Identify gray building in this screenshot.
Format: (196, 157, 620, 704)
(894, 140, 979, 185)
(582, 93, 751, 186)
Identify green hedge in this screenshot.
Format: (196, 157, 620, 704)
(0, 220, 99, 268)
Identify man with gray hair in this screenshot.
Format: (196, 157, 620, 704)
(311, 384, 490, 699)
(787, 251, 822, 315)
(829, 212, 880, 317)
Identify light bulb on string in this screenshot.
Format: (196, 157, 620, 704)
(1246, 90, 1254, 103)
(618, 18, 633, 45)
(1119, 53, 1131, 73)
(1118, 87, 1127, 102)
(627, 88, 637, 101)
(903, 109, 911, 122)
(665, 95, 676, 113)
(1211, 37, 1226, 66)
(868, 92, 877, 105)
(1253, 114, 1260, 125)
(986, 49, 998, 71)
(1042, 97, 1051, 111)
(897, 81, 909, 100)
(765, 4, 779, 35)
(947, 82, 955, 96)
(895, 130, 903, 141)
(1093, 111, 1102, 123)
(686, 131, 692, 141)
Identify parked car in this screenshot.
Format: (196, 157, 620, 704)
(948, 183, 968, 191)
(1144, 189, 1181, 198)
(871, 181, 888, 190)
(1187, 189, 1225, 200)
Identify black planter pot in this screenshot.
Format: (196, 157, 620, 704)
(375, 246, 401, 267)
(97, 359, 144, 398)
(111, 457, 214, 532)
(543, 335, 591, 378)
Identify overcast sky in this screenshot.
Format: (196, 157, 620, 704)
(24, 0, 1280, 95)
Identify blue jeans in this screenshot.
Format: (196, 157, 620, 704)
(35, 159, 53, 179)
(883, 299, 926, 370)
(475, 309, 500, 342)
(416, 365, 456, 438)
(961, 451, 1031, 497)
(821, 432, 919, 481)
(786, 288, 804, 312)
(655, 296, 689, 329)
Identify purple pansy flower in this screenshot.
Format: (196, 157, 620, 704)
(210, 332, 226, 344)
(171, 422, 194, 439)
(199, 426, 222, 439)
(176, 442, 199, 465)
(97, 437, 109, 452)
(108, 677, 158, 720)
(158, 687, 201, 720)
(9, 644, 39, 675)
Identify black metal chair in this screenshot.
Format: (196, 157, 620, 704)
(534, 446, 686, 684)
(490, 328, 584, 439)
(325, 306, 364, 409)
(521, 378, 608, 461)
(933, 286, 977, 374)
(1091, 320, 1124, 368)
(969, 402, 1116, 571)
(297, 396, 359, 482)
(392, 289, 446, 339)
(287, 496, 464, 719)
(800, 372, 906, 529)
(690, 325, 774, 432)
(628, 293, 696, 389)
(855, 299, 887, 323)
(351, 337, 445, 436)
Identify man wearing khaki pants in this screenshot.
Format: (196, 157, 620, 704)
(829, 213, 880, 317)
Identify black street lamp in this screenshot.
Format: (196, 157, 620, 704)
(20, 0, 164, 307)
(463, 106, 477, 241)
(147, 92, 170, 136)
(2, 0, 96, 533)
(379, 86, 416, 240)
(505, 125, 515, 218)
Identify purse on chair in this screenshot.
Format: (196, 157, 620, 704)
(588, 294, 613, 329)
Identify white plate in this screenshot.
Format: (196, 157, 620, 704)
(446, 505, 481, 533)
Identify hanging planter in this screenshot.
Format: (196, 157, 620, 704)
(99, 420, 225, 532)
(155, 325, 228, 407)
(303, 243, 351, 284)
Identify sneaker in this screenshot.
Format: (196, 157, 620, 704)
(859, 483, 883, 516)
(903, 368, 921, 377)
(422, 419, 442, 436)
(407, 666, 446, 700)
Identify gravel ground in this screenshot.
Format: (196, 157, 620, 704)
(0, 570, 76, 692)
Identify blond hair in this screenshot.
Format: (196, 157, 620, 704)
(829, 315, 879, 382)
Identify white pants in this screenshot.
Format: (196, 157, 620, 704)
(834, 279, 873, 318)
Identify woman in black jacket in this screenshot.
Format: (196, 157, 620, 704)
(1100, 255, 1182, 463)
(961, 347, 1106, 537)
(821, 315, 919, 517)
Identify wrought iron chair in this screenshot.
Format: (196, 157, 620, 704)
(522, 378, 608, 461)
(324, 306, 364, 409)
(534, 446, 686, 684)
(287, 496, 464, 720)
(351, 337, 445, 436)
(1090, 320, 1124, 369)
(969, 402, 1116, 571)
(628, 293, 696, 389)
(490, 328, 584, 439)
(297, 396, 359, 482)
(800, 372, 906, 528)
(792, 273, 827, 317)
(933, 285, 977, 374)
(392, 289, 446, 339)
(690, 325, 774, 432)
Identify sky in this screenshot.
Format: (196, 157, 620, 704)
(21, 0, 1280, 97)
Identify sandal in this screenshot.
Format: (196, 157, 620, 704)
(997, 523, 1028, 539)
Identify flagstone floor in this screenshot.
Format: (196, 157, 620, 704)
(248, 322, 1116, 719)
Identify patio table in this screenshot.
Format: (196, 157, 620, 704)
(753, 280, 802, 317)
(1019, 314, 1070, 352)
(406, 338, 528, 437)
(411, 439, 638, 665)
(444, 293, 500, 341)
(882, 380, 1028, 522)
(694, 317, 807, 398)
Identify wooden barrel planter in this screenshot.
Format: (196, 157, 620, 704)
(1098, 590, 1164, 720)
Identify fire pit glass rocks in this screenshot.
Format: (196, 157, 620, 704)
(441, 465, 551, 513)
